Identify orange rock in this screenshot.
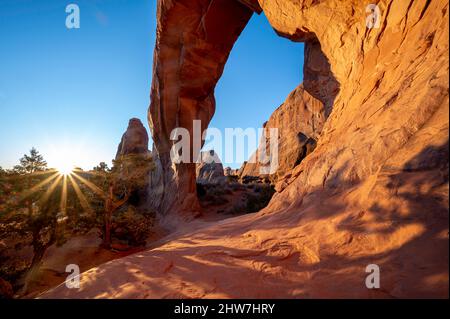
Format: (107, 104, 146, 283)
(43, 0, 448, 299)
(115, 118, 149, 159)
(148, 0, 254, 218)
(240, 84, 324, 183)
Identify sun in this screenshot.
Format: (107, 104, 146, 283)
(56, 162, 75, 176)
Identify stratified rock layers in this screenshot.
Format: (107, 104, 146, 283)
(43, 0, 449, 298)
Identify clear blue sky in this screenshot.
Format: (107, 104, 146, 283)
(0, 0, 303, 170)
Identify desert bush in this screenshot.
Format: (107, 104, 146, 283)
(112, 206, 155, 247)
(245, 184, 275, 213)
(226, 175, 239, 183)
(226, 184, 275, 215)
(229, 182, 244, 192)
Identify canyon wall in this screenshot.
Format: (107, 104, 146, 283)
(43, 0, 449, 298)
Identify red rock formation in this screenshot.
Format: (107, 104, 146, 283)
(115, 118, 149, 159)
(224, 167, 239, 177)
(148, 0, 256, 218)
(43, 0, 449, 298)
(239, 36, 339, 183)
(239, 84, 325, 183)
(115, 118, 151, 208)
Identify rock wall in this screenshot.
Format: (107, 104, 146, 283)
(43, 0, 449, 298)
(260, 0, 449, 194)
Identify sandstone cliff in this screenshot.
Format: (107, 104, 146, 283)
(43, 0, 449, 298)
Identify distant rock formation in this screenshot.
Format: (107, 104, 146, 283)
(224, 167, 239, 177)
(116, 118, 149, 159)
(115, 118, 150, 208)
(239, 84, 324, 183)
(196, 151, 226, 185)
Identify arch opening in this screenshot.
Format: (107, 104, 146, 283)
(148, 0, 340, 224)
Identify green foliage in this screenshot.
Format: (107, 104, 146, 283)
(90, 153, 155, 249)
(0, 148, 157, 295)
(93, 162, 109, 172)
(113, 206, 154, 246)
(92, 154, 154, 199)
(14, 148, 47, 174)
(0, 148, 63, 292)
(245, 184, 275, 213)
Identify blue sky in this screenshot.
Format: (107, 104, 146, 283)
(0, 0, 303, 170)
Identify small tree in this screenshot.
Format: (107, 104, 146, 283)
(93, 162, 109, 172)
(13, 148, 48, 218)
(14, 148, 47, 175)
(92, 154, 153, 249)
(0, 149, 61, 295)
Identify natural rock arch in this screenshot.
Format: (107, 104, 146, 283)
(148, 0, 339, 222)
(43, 0, 448, 298)
(148, 0, 254, 220)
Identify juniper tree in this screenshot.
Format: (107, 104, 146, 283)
(91, 154, 153, 249)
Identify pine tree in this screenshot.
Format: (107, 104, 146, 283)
(14, 147, 47, 174)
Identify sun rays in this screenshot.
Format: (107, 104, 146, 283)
(15, 167, 107, 218)
(57, 165, 74, 176)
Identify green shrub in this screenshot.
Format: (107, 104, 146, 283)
(112, 207, 155, 247)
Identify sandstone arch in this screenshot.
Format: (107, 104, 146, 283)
(148, 0, 255, 220)
(42, 0, 448, 298)
(148, 0, 340, 221)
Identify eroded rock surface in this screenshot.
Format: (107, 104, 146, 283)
(43, 0, 449, 298)
(240, 84, 324, 183)
(116, 118, 149, 159)
(148, 0, 254, 218)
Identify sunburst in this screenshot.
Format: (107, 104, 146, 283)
(14, 168, 106, 217)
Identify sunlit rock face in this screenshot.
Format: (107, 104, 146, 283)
(43, 0, 448, 298)
(116, 118, 149, 159)
(239, 37, 338, 184)
(148, 0, 255, 219)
